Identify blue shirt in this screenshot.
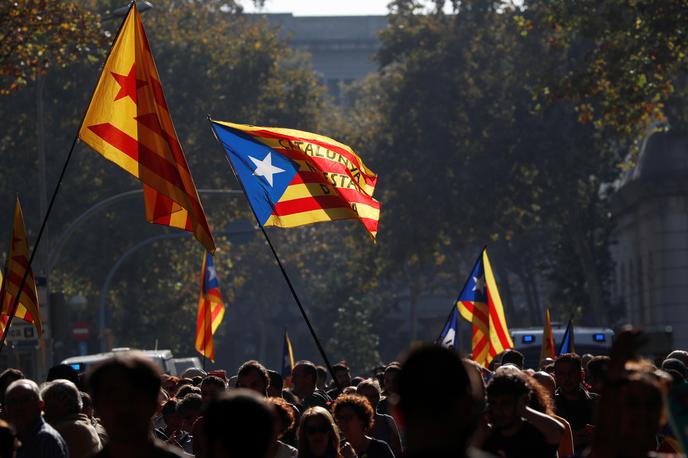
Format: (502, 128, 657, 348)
(17, 417, 69, 458)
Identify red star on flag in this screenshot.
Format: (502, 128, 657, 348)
(111, 64, 147, 103)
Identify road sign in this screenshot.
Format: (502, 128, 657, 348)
(6, 323, 37, 342)
(71, 322, 90, 342)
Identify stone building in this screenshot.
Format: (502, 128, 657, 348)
(610, 131, 688, 349)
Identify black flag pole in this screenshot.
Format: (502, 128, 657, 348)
(0, 3, 137, 352)
(207, 118, 341, 390)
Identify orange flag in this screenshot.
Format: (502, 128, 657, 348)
(540, 308, 555, 362)
(0, 197, 42, 336)
(79, 4, 215, 252)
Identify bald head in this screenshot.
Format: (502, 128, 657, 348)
(5, 379, 42, 433)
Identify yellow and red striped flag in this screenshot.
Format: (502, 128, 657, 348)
(540, 308, 556, 362)
(209, 120, 380, 239)
(78, 4, 215, 252)
(195, 252, 225, 361)
(457, 247, 513, 367)
(0, 197, 42, 336)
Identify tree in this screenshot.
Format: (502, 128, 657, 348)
(0, 1, 104, 95)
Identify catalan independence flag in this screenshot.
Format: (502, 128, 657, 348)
(281, 329, 295, 385)
(541, 308, 556, 362)
(558, 319, 575, 355)
(209, 120, 380, 239)
(0, 197, 42, 336)
(195, 252, 225, 362)
(78, 4, 215, 253)
(457, 248, 513, 367)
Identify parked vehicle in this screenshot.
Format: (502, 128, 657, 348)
(61, 347, 177, 375)
(171, 356, 203, 375)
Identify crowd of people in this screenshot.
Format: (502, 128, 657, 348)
(0, 327, 686, 458)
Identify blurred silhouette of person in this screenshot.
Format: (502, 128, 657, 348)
(87, 351, 184, 458)
(203, 389, 275, 458)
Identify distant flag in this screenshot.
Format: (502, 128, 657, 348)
(540, 308, 556, 362)
(457, 247, 514, 367)
(0, 197, 43, 336)
(281, 329, 295, 386)
(208, 120, 380, 239)
(558, 319, 575, 355)
(79, 4, 215, 252)
(437, 307, 460, 350)
(194, 253, 225, 361)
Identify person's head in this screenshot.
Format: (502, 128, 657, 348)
(267, 370, 283, 398)
(237, 360, 269, 396)
(204, 389, 275, 458)
(267, 396, 295, 439)
(87, 352, 162, 443)
(539, 357, 554, 370)
(527, 377, 555, 416)
(486, 371, 530, 431)
(292, 361, 317, 397)
(201, 376, 226, 406)
(500, 349, 524, 370)
(332, 362, 351, 389)
(316, 366, 328, 390)
(554, 353, 583, 395)
(397, 346, 474, 454)
(383, 363, 401, 394)
(182, 368, 207, 379)
(581, 353, 594, 370)
(162, 376, 179, 395)
(176, 384, 200, 399)
(0, 369, 23, 406)
(4, 379, 42, 433)
(356, 379, 381, 409)
(46, 364, 80, 386)
(666, 350, 688, 367)
(661, 358, 688, 381)
(178, 393, 203, 430)
(297, 406, 341, 458)
(532, 371, 556, 397)
(81, 391, 94, 418)
(587, 356, 611, 394)
(41, 379, 82, 424)
(161, 399, 183, 432)
(332, 394, 374, 443)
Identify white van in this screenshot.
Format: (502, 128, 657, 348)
(61, 348, 177, 375)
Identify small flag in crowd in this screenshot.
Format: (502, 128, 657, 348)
(558, 319, 575, 355)
(0, 197, 42, 336)
(208, 120, 380, 239)
(438, 307, 460, 350)
(282, 329, 295, 385)
(457, 247, 514, 367)
(540, 308, 556, 362)
(195, 253, 225, 361)
(79, 4, 215, 253)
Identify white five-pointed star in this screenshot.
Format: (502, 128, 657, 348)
(249, 152, 285, 187)
(207, 264, 217, 282)
(472, 275, 485, 294)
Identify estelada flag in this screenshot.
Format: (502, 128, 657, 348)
(456, 247, 514, 367)
(540, 308, 556, 362)
(195, 252, 225, 361)
(79, 4, 215, 253)
(0, 197, 42, 336)
(558, 319, 575, 355)
(281, 328, 295, 386)
(209, 120, 380, 240)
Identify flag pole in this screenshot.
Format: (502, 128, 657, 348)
(0, 4, 137, 352)
(207, 118, 340, 389)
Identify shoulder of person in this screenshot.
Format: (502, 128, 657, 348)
(152, 439, 188, 458)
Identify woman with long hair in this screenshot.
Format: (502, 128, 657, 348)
(297, 407, 355, 458)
